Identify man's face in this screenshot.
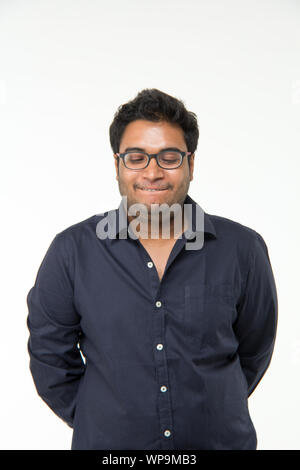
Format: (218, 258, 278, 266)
(114, 119, 195, 219)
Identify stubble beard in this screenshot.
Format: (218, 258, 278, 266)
(117, 178, 190, 239)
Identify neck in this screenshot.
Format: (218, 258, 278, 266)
(127, 205, 188, 242)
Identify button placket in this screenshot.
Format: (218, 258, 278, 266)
(138, 250, 175, 449)
(153, 299, 174, 448)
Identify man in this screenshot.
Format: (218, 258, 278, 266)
(26, 88, 278, 450)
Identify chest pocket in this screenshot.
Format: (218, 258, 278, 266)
(184, 283, 234, 346)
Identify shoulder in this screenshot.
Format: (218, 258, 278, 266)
(53, 212, 110, 248)
(206, 212, 267, 253)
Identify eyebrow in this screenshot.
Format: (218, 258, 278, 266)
(123, 147, 182, 153)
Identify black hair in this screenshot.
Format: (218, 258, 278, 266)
(109, 88, 199, 168)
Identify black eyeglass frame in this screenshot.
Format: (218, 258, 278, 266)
(115, 150, 192, 170)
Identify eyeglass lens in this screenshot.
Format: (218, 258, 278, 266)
(124, 152, 182, 169)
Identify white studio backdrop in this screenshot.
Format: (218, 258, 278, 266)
(0, 0, 299, 450)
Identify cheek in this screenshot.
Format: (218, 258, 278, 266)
(175, 170, 189, 188)
(119, 173, 138, 192)
(119, 166, 132, 181)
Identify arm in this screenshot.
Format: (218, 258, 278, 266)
(26, 232, 85, 427)
(233, 231, 278, 397)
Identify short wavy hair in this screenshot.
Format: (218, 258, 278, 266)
(109, 89, 199, 167)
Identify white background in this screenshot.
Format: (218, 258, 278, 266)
(0, 0, 299, 450)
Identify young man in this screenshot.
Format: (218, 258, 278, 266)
(26, 88, 278, 450)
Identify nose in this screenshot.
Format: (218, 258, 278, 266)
(142, 156, 165, 178)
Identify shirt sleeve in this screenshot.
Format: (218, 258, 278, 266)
(26, 233, 85, 428)
(233, 231, 278, 397)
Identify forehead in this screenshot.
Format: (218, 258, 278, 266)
(119, 119, 187, 151)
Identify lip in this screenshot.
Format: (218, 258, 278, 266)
(137, 187, 169, 191)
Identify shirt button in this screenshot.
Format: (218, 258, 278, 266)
(164, 430, 171, 437)
(147, 261, 153, 268)
(160, 385, 167, 392)
(156, 301, 162, 308)
(156, 344, 163, 350)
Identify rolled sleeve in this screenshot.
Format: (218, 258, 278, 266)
(26, 233, 85, 427)
(234, 232, 278, 397)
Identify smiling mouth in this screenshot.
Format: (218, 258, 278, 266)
(137, 187, 169, 192)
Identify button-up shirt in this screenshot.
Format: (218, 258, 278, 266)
(26, 194, 278, 450)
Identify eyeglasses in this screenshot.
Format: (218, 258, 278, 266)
(115, 150, 192, 170)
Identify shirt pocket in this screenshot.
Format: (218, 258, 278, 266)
(184, 282, 234, 346)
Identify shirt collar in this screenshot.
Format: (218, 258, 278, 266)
(102, 193, 216, 241)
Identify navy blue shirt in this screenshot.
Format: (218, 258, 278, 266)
(26, 194, 278, 450)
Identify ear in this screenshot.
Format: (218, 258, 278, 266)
(189, 153, 195, 181)
(114, 154, 119, 180)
